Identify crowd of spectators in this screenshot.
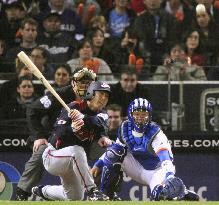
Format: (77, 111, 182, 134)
(0, 0, 219, 79)
(0, 0, 219, 125)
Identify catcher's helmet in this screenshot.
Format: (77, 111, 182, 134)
(127, 98, 152, 132)
(85, 81, 111, 100)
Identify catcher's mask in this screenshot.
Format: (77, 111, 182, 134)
(128, 98, 152, 132)
(71, 67, 96, 97)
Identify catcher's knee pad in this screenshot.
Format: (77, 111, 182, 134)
(103, 143, 127, 167)
(160, 177, 186, 200)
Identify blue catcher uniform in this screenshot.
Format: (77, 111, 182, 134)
(94, 98, 199, 201)
(119, 120, 162, 170)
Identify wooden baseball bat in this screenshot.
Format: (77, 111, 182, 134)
(17, 51, 71, 113)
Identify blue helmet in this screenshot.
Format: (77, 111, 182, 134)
(127, 98, 152, 132)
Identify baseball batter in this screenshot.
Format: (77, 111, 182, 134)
(32, 81, 112, 201)
(91, 98, 199, 201)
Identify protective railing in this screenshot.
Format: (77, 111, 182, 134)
(0, 80, 219, 132)
(1, 61, 219, 80)
(1, 61, 219, 132)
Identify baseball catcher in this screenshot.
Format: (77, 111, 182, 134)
(91, 98, 199, 201)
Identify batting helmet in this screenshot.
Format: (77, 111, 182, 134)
(85, 81, 111, 100)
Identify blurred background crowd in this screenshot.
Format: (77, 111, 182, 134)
(0, 0, 219, 130)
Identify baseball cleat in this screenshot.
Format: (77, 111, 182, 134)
(15, 187, 31, 201)
(87, 187, 109, 201)
(32, 185, 51, 201)
(109, 192, 122, 201)
(183, 189, 199, 201)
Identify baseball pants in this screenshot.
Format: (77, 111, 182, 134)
(41, 144, 95, 200)
(122, 152, 175, 192)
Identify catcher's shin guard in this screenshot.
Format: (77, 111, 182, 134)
(100, 143, 126, 197)
(100, 164, 123, 198)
